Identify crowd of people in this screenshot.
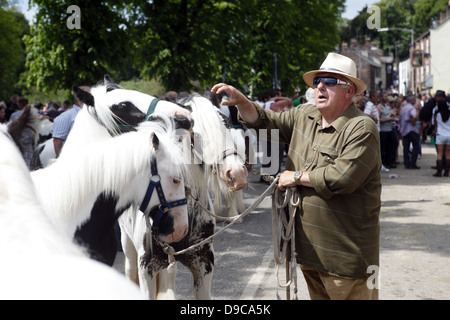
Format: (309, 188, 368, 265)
(0, 93, 80, 169)
(354, 88, 450, 177)
(243, 84, 450, 178)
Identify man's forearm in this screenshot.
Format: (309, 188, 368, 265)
(236, 100, 259, 124)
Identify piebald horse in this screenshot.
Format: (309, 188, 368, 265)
(31, 115, 190, 265)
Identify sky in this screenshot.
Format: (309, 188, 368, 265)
(15, 0, 36, 22)
(16, 0, 380, 22)
(342, 0, 380, 20)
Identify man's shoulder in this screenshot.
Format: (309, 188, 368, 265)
(344, 107, 379, 135)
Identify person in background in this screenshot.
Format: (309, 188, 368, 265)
(9, 97, 29, 122)
(52, 86, 90, 157)
(364, 90, 380, 131)
(378, 92, 398, 169)
(0, 102, 7, 123)
(432, 99, 450, 177)
(398, 94, 421, 169)
(5, 94, 19, 121)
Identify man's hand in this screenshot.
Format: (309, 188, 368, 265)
(277, 171, 297, 190)
(277, 170, 311, 190)
(211, 83, 259, 124)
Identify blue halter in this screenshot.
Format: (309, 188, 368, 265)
(139, 158, 187, 234)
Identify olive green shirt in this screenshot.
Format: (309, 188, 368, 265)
(241, 102, 381, 278)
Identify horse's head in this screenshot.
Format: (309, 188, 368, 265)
(180, 94, 248, 192)
(73, 76, 193, 136)
(137, 120, 189, 243)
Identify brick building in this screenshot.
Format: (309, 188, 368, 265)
(340, 38, 394, 94)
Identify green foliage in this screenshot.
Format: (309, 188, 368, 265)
(23, 0, 133, 94)
(118, 78, 166, 98)
(339, 0, 449, 62)
(414, 0, 448, 32)
(130, 0, 344, 95)
(0, 7, 29, 101)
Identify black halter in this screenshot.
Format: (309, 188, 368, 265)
(140, 98, 188, 234)
(139, 158, 187, 234)
(145, 98, 160, 121)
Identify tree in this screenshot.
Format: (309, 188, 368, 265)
(23, 0, 133, 94)
(131, 0, 344, 95)
(244, 0, 345, 95)
(414, 0, 448, 33)
(339, 0, 417, 61)
(23, 0, 345, 96)
(0, 6, 29, 101)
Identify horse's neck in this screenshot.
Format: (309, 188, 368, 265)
(31, 132, 154, 236)
(59, 109, 111, 158)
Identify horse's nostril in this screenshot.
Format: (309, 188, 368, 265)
(227, 170, 235, 183)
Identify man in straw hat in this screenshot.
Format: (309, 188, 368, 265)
(212, 52, 381, 300)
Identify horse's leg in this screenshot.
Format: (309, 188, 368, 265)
(120, 230, 139, 285)
(192, 265, 213, 300)
(186, 245, 214, 300)
(137, 262, 157, 300)
(156, 264, 177, 300)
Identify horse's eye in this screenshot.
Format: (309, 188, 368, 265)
(173, 177, 181, 184)
(119, 103, 127, 109)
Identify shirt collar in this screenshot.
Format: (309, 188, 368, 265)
(306, 103, 359, 133)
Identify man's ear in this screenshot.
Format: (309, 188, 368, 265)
(346, 84, 356, 99)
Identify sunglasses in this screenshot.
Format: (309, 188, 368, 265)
(312, 77, 352, 88)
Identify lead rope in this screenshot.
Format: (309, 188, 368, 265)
(155, 177, 280, 270)
(153, 175, 300, 300)
(271, 179, 300, 300)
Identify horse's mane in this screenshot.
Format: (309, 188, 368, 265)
(177, 93, 246, 195)
(178, 94, 236, 165)
(31, 114, 188, 231)
(86, 82, 125, 137)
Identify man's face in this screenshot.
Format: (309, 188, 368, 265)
(314, 72, 355, 116)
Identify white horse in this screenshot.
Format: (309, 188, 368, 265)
(31, 116, 190, 266)
(119, 94, 249, 299)
(0, 124, 143, 300)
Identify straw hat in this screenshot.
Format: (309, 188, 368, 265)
(303, 53, 367, 95)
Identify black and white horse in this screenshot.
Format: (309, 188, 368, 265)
(119, 94, 249, 299)
(31, 114, 190, 266)
(29, 77, 195, 267)
(0, 124, 143, 299)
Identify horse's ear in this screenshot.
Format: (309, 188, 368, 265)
(104, 75, 121, 92)
(104, 75, 113, 84)
(152, 133, 159, 150)
(73, 86, 95, 107)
